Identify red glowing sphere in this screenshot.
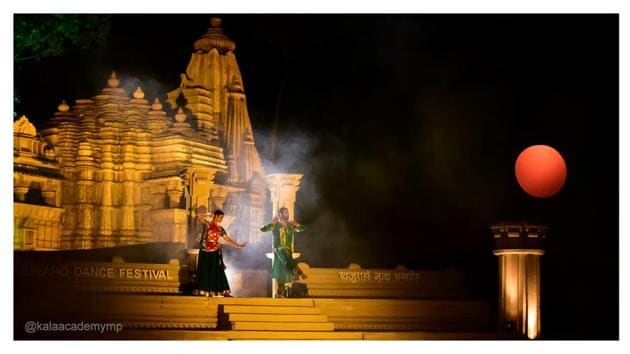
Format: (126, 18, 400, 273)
(515, 145, 567, 198)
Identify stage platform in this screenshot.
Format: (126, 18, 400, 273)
(15, 294, 522, 340)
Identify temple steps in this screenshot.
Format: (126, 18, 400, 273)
(223, 305, 322, 315)
(222, 299, 334, 332)
(231, 322, 335, 331)
(16, 294, 513, 339)
(107, 329, 521, 340)
(228, 314, 328, 322)
(312, 298, 494, 332)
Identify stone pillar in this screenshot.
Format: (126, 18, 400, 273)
(119, 176, 136, 244)
(60, 180, 77, 250)
(41, 190, 56, 207)
(95, 143, 115, 248)
(166, 188, 183, 208)
(180, 168, 217, 249)
(242, 182, 266, 244)
(97, 166, 115, 248)
(209, 184, 230, 210)
(265, 173, 303, 219)
(14, 186, 29, 202)
(74, 142, 96, 249)
(491, 223, 547, 339)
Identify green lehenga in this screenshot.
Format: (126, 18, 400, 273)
(196, 248, 230, 296)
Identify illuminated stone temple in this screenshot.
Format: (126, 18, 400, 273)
(14, 17, 545, 340)
(14, 17, 266, 251)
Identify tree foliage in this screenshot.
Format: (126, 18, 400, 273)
(14, 15, 111, 117)
(14, 14, 111, 62)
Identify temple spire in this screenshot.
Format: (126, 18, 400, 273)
(107, 71, 120, 88)
(133, 86, 145, 99)
(145, 98, 171, 132)
(167, 18, 265, 184)
(58, 100, 70, 112)
(171, 107, 193, 132)
(175, 107, 187, 123)
(152, 98, 163, 111)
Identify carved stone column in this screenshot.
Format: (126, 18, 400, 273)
(136, 183, 153, 244)
(209, 184, 230, 210)
(491, 223, 547, 339)
(41, 190, 56, 207)
(60, 179, 77, 250)
(74, 142, 96, 249)
(97, 168, 115, 247)
(180, 168, 217, 249)
(14, 186, 29, 202)
(265, 173, 303, 220)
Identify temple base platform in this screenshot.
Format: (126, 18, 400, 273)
(15, 294, 523, 340)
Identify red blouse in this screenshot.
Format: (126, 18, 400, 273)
(203, 222, 223, 252)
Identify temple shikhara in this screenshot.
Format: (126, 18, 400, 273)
(14, 17, 268, 251)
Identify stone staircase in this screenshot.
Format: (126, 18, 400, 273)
(313, 298, 495, 332)
(16, 294, 523, 340)
(222, 299, 334, 332)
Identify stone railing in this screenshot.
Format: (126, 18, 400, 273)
(298, 263, 470, 299)
(15, 255, 188, 294)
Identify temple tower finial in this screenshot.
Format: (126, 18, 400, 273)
(107, 71, 120, 88)
(152, 98, 163, 111)
(193, 16, 235, 53)
(210, 17, 222, 28)
(175, 107, 187, 123)
(133, 86, 145, 99)
(58, 100, 70, 112)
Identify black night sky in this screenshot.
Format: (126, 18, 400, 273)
(14, 14, 619, 339)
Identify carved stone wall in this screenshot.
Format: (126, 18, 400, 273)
(14, 18, 268, 250)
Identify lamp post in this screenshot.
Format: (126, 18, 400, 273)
(491, 223, 547, 339)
